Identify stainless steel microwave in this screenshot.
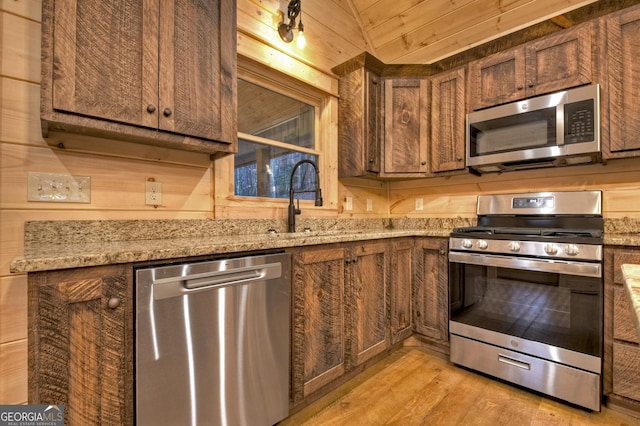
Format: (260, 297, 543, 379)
(466, 84, 600, 174)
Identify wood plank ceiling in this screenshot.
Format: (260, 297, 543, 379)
(346, 0, 600, 64)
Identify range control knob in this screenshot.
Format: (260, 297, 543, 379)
(477, 240, 488, 250)
(544, 243, 559, 255)
(461, 239, 473, 249)
(565, 244, 580, 256)
(508, 241, 521, 252)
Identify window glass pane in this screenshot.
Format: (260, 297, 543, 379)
(238, 79, 314, 149)
(235, 139, 318, 200)
(235, 78, 318, 199)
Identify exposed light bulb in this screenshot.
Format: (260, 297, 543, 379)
(296, 23, 306, 49)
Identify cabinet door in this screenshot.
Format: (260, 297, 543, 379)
(604, 247, 640, 411)
(384, 79, 430, 175)
(28, 265, 133, 425)
(390, 239, 414, 343)
(159, 0, 237, 143)
(291, 247, 346, 402)
(469, 48, 525, 110)
(605, 5, 640, 155)
(347, 241, 389, 366)
(430, 68, 466, 173)
(413, 238, 448, 345)
(525, 22, 593, 97)
(338, 68, 382, 177)
(45, 0, 158, 128)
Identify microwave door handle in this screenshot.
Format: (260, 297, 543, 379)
(557, 102, 565, 146)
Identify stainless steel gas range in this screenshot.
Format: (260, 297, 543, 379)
(448, 191, 604, 411)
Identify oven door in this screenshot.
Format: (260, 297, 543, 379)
(449, 251, 603, 370)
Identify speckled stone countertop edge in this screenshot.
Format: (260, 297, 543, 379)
(12, 217, 640, 273)
(13, 217, 475, 273)
(620, 264, 640, 343)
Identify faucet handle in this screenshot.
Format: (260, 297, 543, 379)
(294, 198, 301, 215)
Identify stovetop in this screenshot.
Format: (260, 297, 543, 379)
(451, 226, 603, 244)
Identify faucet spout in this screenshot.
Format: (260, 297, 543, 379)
(288, 159, 323, 233)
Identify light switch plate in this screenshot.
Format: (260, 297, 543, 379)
(345, 196, 353, 211)
(27, 172, 91, 203)
(415, 198, 424, 211)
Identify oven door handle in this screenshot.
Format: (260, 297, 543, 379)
(448, 251, 601, 278)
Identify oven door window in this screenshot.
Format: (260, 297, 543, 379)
(450, 261, 602, 357)
(469, 107, 556, 158)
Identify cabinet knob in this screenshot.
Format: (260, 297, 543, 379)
(345, 259, 351, 265)
(421, 161, 427, 166)
(527, 81, 534, 88)
(369, 159, 374, 163)
(457, 156, 462, 161)
(163, 108, 173, 117)
(146, 104, 156, 113)
(352, 257, 358, 263)
(517, 84, 524, 90)
(108, 297, 121, 309)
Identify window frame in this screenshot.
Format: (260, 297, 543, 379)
(213, 56, 335, 217)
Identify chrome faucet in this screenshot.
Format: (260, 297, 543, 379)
(288, 159, 323, 232)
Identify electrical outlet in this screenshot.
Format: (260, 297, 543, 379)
(145, 180, 162, 206)
(415, 198, 424, 211)
(366, 199, 373, 212)
(345, 196, 353, 211)
(27, 172, 91, 203)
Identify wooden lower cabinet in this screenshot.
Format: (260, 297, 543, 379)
(28, 264, 134, 426)
(290, 241, 390, 404)
(413, 238, 449, 347)
(390, 238, 414, 343)
(603, 247, 640, 412)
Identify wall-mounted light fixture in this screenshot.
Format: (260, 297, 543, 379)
(278, 0, 306, 49)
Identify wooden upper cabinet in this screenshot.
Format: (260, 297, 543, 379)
(469, 22, 594, 110)
(41, 0, 237, 155)
(430, 68, 466, 173)
(337, 68, 382, 177)
(335, 54, 384, 178)
(383, 78, 430, 176)
(603, 4, 640, 157)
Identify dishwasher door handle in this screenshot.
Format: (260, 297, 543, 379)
(152, 262, 282, 300)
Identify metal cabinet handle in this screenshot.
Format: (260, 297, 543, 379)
(163, 108, 172, 117)
(146, 104, 156, 113)
(108, 297, 121, 309)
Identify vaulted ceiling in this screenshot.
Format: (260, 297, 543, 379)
(346, 0, 600, 64)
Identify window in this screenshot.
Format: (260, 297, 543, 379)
(235, 78, 320, 200)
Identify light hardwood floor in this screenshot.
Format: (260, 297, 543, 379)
(280, 347, 640, 425)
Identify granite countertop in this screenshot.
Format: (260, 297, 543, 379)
(9, 218, 468, 273)
(620, 264, 640, 342)
(10, 217, 640, 274)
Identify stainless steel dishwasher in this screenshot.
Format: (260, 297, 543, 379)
(135, 252, 291, 426)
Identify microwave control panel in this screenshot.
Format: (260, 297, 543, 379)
(565, 99, 595, 144)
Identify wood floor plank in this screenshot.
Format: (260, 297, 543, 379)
(280, 347, 640, 426)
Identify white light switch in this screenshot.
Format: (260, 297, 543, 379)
(415, 198, 424, 211)
(27, 172, 91, 203)
(366, 199, 373, 211)
(345, 196, 353, 211)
